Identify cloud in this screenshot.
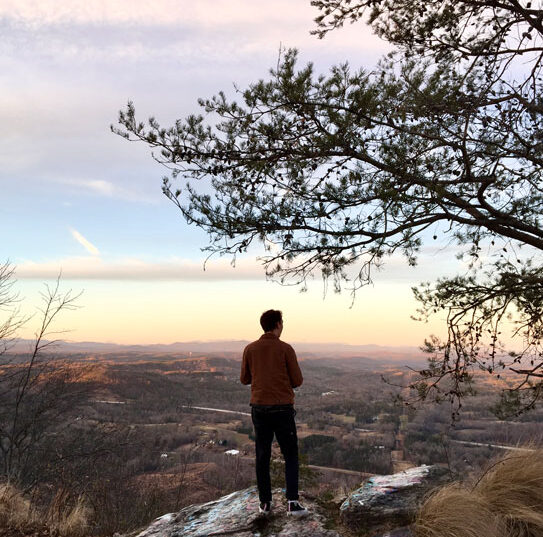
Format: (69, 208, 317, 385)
(70, 229, 100, 256)
(15, 256, 267, 281)
(61, 179, 116, 196)
(78, 180, 115, 196)
(49, 177, 160, 203)
(0, 1, 388, 64)
(0, 1, 311, 28)
(13, 246, 464, 285)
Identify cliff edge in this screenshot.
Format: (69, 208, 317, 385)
(135, 465, 447, 537)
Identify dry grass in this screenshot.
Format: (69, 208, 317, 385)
(0, 483, 36, 528)
(416, 483, 504, 537)
(415, 448, 543, 537)
(476, 449, 543, 537)
(48, 488, 91, 537)
(54, 497, 91, 537)
(0, 484, 90, 537)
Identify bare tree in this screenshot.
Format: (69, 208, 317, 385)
(0, 263, 26, 358)
(0, 264, 83, 486)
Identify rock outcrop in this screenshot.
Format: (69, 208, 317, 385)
(136, 486, 341, 537)
(135, 465, 449, 537)
(340, 465, 449, 534)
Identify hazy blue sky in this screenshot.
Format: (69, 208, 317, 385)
(2, 1, 461, 345)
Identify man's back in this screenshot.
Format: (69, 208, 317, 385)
(241, 309, 308, 516)
(240, 332, 303, 405)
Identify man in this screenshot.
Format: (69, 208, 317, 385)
(240, 309, 308, 517)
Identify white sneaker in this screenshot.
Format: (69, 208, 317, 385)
(258, 502, 271, 516)
(287, 500, 309, 517)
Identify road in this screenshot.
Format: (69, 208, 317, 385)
(234, 455, 373, 478)
(95, 404, 534, 456)
(450, 439, 534, 452)
(305, 463, 373, 478)
(182, 405, 251, 417)
(184, 407, 377, 434)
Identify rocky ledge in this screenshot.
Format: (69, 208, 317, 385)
(340, 465, 450, 534)
(136, 486, 340, 537)
(135, 465, 449, 537)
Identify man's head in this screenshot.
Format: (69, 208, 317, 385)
(260, 309, 283, 334)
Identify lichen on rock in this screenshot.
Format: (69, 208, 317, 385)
(340, 465, 449, 534)
(135, 486, 342, 537)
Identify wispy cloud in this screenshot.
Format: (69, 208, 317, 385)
(54, 178, 158, 203)
(0, 1, 310, 27)
(13, 247, 465, 285)
(0, 1, 387, 64)
(76, 179, 115, 196)
(15, 256, 266, 281)
(70, 229, 100, 256)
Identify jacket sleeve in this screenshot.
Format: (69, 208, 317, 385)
(285, 344, 303, 388)
(240, 346, 252, 385)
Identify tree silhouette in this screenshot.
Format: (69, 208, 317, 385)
(114, 0, 543, 416)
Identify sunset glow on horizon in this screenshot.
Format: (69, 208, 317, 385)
(15, 274, 449, 347)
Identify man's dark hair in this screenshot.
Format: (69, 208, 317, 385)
(260, 309, 282, 332)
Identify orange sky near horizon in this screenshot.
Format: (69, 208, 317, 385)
(16, 278, 447, 347)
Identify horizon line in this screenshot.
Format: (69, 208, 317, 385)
(14, 337, 422, 349)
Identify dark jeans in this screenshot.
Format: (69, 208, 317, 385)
(251, 405, 299, 503)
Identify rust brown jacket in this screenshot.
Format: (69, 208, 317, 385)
(240, 332, 303, 405)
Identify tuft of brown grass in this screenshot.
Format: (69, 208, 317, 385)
(416, 484, 504, 537)
(48, 488, 91, 537)
(415, 449, 543, 537)
(476, 449, 543, 537)
(0, 484, 91, 536)
(53, 496, 91, 537)
(0, 483, 36, 528)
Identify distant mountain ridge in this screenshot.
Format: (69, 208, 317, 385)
(10, 338, 426, 365)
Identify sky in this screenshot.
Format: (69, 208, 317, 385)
(1, 0, 464, 346)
